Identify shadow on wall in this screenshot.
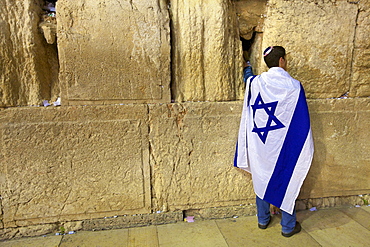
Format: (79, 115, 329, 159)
(38, 0, 60, 104)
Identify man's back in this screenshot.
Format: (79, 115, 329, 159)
(234, 47, 314, 237)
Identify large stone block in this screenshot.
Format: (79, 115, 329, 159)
(149, 99, 370, 211)
(261, 0, 359, 99)
(0, 0, 59, 107)
(235, 0, 267, 40)
(350, 1, 370, 97)
(300, 98, 370, 198)
(170, 0, 244, 102)
(0, 105, 151, 227)
(149, 102, 254, 211)
(57, 0, 171, 105)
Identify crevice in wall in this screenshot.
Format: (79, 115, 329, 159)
(240, 32, 257, 62)
(348, 5, 361, 97)
(0, 195, 4, 229)
(168, 1, 176, 103)
(40, 1, 57, 45)
(39, 0, 60, 104)
(234, 0, 267, 75)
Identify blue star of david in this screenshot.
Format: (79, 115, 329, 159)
(251, 93, 285, 144)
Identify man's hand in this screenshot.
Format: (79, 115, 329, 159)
(244, 60, 251, 68)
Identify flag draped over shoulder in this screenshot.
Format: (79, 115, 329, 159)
(234, 67, 314, 215)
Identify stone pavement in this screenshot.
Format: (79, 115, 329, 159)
(1, 206, 369, 247)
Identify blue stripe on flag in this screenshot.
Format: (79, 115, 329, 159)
(263, 84, 310, 208)
(247, 76, 257, 106)
(234, 142, 238, 167)
(234, 75, 258, 168)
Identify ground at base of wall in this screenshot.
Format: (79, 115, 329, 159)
(0, 195, 368, 241)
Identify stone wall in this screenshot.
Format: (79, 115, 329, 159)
(301, 98, 370, 199)
(0, 0, 369, 240)
(1, 105, 151, 228)
(0, 0, 59, 107)
(351, 0, 370, 96)
(170, 0, 243, 102)
(260, 0, 370, 99)
(0, 100, 369, 238)
(57, 0, 171, 105)
(149, 102, 254, 212)
(2, 0, 369, 105)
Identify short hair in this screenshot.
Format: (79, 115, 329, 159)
(263, 46, 286, 68)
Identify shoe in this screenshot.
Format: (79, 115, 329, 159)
(282, 222, 301, 237)
(258, 217, 271, 229)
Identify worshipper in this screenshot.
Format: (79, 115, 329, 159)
(234, 46, 314, 237)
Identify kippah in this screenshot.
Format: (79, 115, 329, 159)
(263, 46, 274, 57)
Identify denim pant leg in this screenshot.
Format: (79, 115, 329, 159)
(256, 196, 270, 225)
(281, 209, 297, 233)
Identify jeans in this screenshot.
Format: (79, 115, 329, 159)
(256, 196, 296, 233)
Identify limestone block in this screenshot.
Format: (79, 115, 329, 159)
(235, 0, 267, 40)
(248, 32, 264, 75)
(261, 0, 359, 99)
(350, 2, 370, 97)
(0, 105, 151, 227)
(170, 0, 244, 102)
(0, 0, 59, 107)
(149, 102, 254, 211)
(39, 22, 57, 44)
(297, 195, 370, 210)
(300, 98, 370, 198)
(57, 0, 171, 105)
(82, 211, 183, 231)
(196, 204, 257, 219)
(0, 223, 58, 240)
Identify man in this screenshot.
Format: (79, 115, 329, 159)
(234, 46, 314, 237)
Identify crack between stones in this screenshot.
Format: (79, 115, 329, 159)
(0, 194, 3, 228)
(129, 0, 138, 11)
(115, 0, 123, 9)
(145, 104, 154, 212)
(168, 1, 176, 103)
(348, 7, 361, 96)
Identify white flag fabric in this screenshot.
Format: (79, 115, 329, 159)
(234, 67, 314, 215)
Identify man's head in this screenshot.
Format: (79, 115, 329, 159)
(263, 46, 286, 70)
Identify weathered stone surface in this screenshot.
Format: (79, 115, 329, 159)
(40, 22, 57, 45)
(235, 0, 267, 40)
(82, 211, 183, 231)
(0, 0, 369, 240)
(57, 0, 171, 105)
(149, 102, 255, 212)
(248, 32, 264, 75)
(186, 204, 257, 220)
(0, 0, 59, 107)
(0, 223, 58, 240)
(0, 99, 369, 237)
(148, 99, 369, 212)
(170, 0, 244, 102)
(261, 0, 359, 99)
(300, 98, 370, 198)
(235, 0, 267, 76)
(62, 221, 83, 233)
(350, 1, 370, 97)
(297, 195, 370, 211)
(1, 105, 151, 227)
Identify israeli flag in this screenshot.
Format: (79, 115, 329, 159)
(234, 67, 314, 215)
